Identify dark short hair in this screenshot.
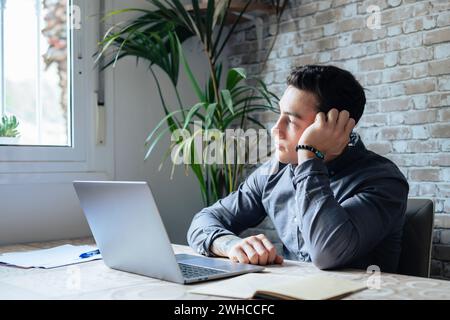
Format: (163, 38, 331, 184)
(286, 65, 366, 124)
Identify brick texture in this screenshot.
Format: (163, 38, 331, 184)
(228, 0, 450, 280)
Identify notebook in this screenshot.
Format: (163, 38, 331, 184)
(189, 273, 367, 300)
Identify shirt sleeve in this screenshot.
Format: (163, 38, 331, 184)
(187, 162, 272, 257)
(293, 158, 409, 270)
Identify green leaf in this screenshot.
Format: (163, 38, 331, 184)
(145, 124, 176, 160)
(221, 89, 234, 115)
(205, 0, 215, 50)
(191, 0, 205, 42)
(158, 141, 177, 172)
(167, 32, 180, 85)
(183, 102, 205, 129)
(214, 0, 252, 62)
(176, 35, 205, 102)
(149, 66, 181, 128)
(212, 0, 232, 59)
(145, 109, 185, 144)
(205, 103, 218, 128)
(0, 115, 20, 137)
(226, 68, 247, 91)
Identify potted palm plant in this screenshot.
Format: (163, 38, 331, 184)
(0, 115, 20, 145)
(96, 0, 286, 205)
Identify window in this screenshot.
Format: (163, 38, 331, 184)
(0, 0, 71, 146)
(0, 0, 111, 179)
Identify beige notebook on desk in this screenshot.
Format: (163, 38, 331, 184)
(189, 273, 367, 300)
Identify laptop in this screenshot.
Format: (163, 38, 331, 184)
(73, 181, 264, 284)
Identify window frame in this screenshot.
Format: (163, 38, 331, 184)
(0, 0, 110, 178)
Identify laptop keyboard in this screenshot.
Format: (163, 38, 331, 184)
(178, 263, 226, 279)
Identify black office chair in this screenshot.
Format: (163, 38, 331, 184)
(398, 198, 434, 278)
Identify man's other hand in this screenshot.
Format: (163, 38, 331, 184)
(211, 234, 284, 265)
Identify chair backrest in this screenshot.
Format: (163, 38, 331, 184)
(398, 198, 434, 278)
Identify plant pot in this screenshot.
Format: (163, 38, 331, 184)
(0, 137, 20, 145)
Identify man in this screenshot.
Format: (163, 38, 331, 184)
(187, 65, 409, 273)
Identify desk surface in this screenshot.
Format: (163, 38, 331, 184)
(1, 237, 449, 300)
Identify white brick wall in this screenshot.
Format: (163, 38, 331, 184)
(228, 0, 450, 279)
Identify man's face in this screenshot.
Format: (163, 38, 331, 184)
(271, 86, 319, 164)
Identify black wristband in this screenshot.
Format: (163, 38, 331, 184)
(296, 144, 325, 160)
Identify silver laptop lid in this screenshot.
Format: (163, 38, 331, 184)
(73, 181, 184, 283)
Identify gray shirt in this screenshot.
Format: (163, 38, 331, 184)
(187, 133, 409, 273)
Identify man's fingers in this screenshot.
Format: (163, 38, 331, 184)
(248, 237, 269, 265)
(233, 247, 249, 264)
(253, 241, 269, 265)
(235, 234, 282, 266)
(326, 108, 339, 125)
(315, 112, 326, 126)
(242, 243, 259, 265)
(344, 118, 356, 135)
(336, 110, 350, 131)
(259, 237, 277, 264)
(275, 255, 284, 264)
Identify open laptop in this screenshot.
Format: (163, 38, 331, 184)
(73, 181, 264, 284)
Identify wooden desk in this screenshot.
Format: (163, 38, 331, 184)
(1, 238, 449, 300)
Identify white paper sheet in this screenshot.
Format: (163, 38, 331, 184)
(0, 244, 102, 269)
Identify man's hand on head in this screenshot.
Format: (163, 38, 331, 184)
(298, 108, 356, 163)
(211, 234, 284, 265)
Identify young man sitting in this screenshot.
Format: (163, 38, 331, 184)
(187, 65, 409, 273)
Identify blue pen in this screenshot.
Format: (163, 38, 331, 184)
(79, 249, 100, 259)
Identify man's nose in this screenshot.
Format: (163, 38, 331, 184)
(271, 118, 284, 139)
